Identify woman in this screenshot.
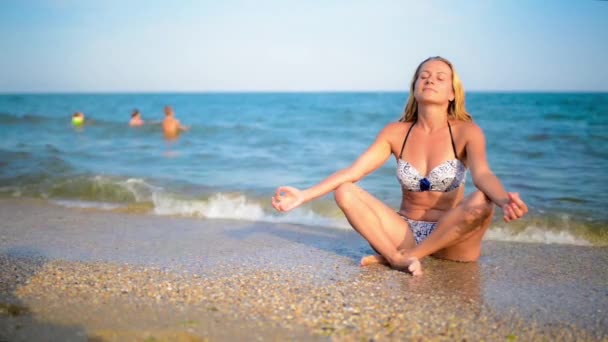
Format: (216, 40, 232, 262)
(271, 56, 528, 276)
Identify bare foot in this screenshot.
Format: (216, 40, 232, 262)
(360, 254, 389, 266)
(390, 255, 423, 276)
(405, 257, 423, 276)
(363, 253, 423, 276)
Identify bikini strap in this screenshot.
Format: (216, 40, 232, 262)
(399, 121, 416, 159)
(447, 121, 458, 159)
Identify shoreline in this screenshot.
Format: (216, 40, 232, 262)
(1, 198, 606, 341)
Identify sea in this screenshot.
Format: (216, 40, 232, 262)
(1, 92, 606, 246)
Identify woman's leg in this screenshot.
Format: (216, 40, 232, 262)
(333, 182, 417, 269)
(403, 190, 495, 263)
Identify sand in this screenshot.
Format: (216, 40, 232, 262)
(0, 198, 606, 341)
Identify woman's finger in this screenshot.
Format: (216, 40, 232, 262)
(508, 192, 528, 219)
(277, 186, 297, 197)
(271, 197, 281, 211)
(275, 187, 287, 198)
(502, 205, 511, 222)
(509, 193, 528, 212)
(510, 203, 523, 218)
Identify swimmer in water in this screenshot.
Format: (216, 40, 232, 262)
(129, 109, 144, 127)
(71, 112, 85, 126)
(162, 105, 188, 139)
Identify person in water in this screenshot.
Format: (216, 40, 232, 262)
(129, 109, 144, 127)
(162, 105, 188, 139)
(71, 112, 85, 126)
(271, 56, 528, 276)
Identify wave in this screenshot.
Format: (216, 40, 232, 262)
(1, 172, 605, 247)
(0, 112, 54, 124)
(0, 111, 260, 132)
(150, 192, 349, 229)
(0, 112, 158, 130)
(51, 199, 125, 210)
(486, 225, 591, 246)
(148, 194, 603, 246)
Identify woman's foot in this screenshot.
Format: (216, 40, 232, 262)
(390, 253, 423, 276)
(361, 253, 422, 276)
(360, 254, 389, 266)
(404, 257, 422, 276)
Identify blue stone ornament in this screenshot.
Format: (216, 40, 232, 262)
(419, 178, 431, 191)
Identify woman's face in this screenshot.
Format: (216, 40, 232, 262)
(414, 60, 455, 105)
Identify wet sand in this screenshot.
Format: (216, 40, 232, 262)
(0, 198, 606, 341)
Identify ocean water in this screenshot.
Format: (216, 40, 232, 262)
(1, 92, 607, 245)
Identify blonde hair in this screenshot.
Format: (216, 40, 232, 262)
(399, 56, 472, 122)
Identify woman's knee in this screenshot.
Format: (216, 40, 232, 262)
(334, 182, 358, 208)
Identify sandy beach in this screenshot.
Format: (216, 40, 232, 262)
(0, 198, 606, 341)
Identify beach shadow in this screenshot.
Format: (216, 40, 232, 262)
(225, 222, 370, 262)
(0, 248, 92, 341)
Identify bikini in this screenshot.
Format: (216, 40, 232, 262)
(396, 121, 467, 244)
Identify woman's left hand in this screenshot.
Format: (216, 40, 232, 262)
(501, 192, 528, 222)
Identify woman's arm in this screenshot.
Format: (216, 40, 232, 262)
(272, 123, 397, 212)
(465, 124, 508, 206)
(465, 123, 528, 221)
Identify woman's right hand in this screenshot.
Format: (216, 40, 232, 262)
(272, 186, 304, 212)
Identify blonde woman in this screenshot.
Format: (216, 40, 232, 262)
(272, 56, 528, 275)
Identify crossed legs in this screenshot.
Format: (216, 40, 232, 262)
(334, 182, 494, 275)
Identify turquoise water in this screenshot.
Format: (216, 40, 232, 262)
(1, 92, 607, 245)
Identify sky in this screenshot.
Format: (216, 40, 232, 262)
(0, 0, 607, 93)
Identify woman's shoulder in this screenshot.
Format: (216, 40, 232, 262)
(377, 121, 412, 138)
(450, 119, 483, 136)
(382, 121, 412, 132)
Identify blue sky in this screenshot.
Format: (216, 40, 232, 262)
(1, 1, 606, 92)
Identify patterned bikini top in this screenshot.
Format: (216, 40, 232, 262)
(396, 121, 467, 192)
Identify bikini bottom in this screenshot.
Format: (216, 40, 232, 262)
(397, 212, 438, 245)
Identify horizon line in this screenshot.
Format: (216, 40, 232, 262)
(1, 89, 607, 95)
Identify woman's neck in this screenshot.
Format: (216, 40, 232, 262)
(416, 105, 449, 132)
